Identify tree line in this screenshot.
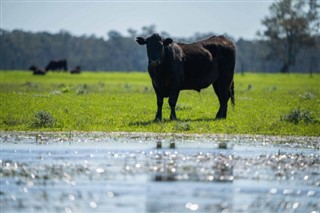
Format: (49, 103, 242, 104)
(1, 28, 319, 73)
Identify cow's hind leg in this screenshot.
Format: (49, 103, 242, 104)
(213, 78, 232, 119)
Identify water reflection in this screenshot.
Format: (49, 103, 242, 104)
(148, 150, 234, 183)
(145, 145, 235, 212)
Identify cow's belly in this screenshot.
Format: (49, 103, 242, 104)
(181, 66, 218, 92)
(181, 78, 213, 92)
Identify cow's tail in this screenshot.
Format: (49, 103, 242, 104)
(230, 80, 235, 109)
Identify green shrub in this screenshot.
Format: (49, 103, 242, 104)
(76, 84, 88, 95)
(173, 122, 191, 131)
(31, 111, 55, 128)
(281, 108, 318, 124)
(299, 92, 316, 100)
(61, 87, 70, 93)
(3, 117, 22, 126)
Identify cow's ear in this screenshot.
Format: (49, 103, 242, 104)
(136, 37, 146, 45)
(163, 38, 173, 46)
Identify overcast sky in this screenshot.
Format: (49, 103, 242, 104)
(1, 0, 273, 40)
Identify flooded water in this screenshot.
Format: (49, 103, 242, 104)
(1, 132, 319, 213)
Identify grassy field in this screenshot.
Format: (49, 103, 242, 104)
(1, 71, 319, 136)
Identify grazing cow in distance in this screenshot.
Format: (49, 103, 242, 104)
(29, 65, 46, 75)
(70, 66, 81, 74)
(45, 59, 68, 71)
(136, 33, 235, 121)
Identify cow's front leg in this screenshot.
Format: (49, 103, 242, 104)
(154, 93, 164, 122)
(168, 90, 180, 120)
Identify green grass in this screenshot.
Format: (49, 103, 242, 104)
(1, 71, 319, 136)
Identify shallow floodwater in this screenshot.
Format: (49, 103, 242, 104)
(1, 132, 319, 213)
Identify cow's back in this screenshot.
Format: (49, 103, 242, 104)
(200, 35, 235, 58)
(197, 35, 235, 79)
(175, 35, 235, 91)
(201, 36, 236, 71)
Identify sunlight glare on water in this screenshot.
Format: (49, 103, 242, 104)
(0, 132, 319, 213)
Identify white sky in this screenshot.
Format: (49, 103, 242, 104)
(1, 0, 273, 40)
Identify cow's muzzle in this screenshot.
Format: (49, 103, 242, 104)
(149, 60, 161, 66)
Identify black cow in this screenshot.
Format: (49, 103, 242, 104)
(29, 65, 46, 75)
(70, 66, 81, 74)
(45, 59, 68, 71)
(136, 33, 235, 121)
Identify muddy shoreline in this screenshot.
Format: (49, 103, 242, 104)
(1, 131, 319, 149)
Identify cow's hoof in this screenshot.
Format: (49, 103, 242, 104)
(170, 115, 177, 121)
(214, 116, 226, 120)
(153, 118, 162, 123)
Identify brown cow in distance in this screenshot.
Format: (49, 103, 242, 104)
(136, 33, 235, 121)
(29, 65, 46, 75)
(70, 66, 81, 74)
(45, 59, 68, 71)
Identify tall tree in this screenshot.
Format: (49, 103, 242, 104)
(261, 0, 319, 73)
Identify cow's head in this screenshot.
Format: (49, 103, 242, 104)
(136, 33, 173, 66)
